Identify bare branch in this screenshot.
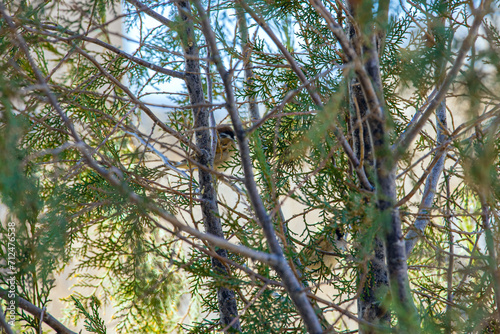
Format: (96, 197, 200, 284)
(191, 1, 324, 332)
(0, 289, 78, 334)
(125, 0, 173, 28)
(24, 23, 185, 79)
(394, 0, 493, 161)
(0, 303, 14, 334)
(405, 101, 447, 255)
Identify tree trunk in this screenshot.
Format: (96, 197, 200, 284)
(177, 1, 240, 331)
(348, 4, 418, 331)
(347, 13, 390, 334)
(349, 57, 391, 333)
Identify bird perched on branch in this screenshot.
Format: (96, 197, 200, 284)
(301, 228, 347, 272)
(175, 125, 237, 170)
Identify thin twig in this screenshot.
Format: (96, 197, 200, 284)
(24, 23, 185, 79)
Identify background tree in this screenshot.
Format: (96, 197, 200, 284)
(1, 0, 499, 333)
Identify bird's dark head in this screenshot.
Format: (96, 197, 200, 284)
(217, 125, 235, 141)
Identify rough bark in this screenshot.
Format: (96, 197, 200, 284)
(375, 163, 418, 331)
(366, 33, 419, 334)
(177, 2, 240, 330)
(347, 2, 419, 331)
(365, 35, 419, 334)
(347, 8, 390, 332)
(349, 36, 390, 333)
(350, 72, 391, 333)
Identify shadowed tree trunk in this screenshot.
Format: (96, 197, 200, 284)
(348, 33, 391, 334)
(177, 1, 241, 330)
(347, 0, 418, 331)
(347, 4, 390, 332)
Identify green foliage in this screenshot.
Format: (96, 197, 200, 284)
(72, 295, 107, 334)
(1, 0, 500, 333)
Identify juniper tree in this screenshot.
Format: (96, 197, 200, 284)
(1, 0, 500, 333)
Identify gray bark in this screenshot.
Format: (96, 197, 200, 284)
(349, 51, 390, 332)
(365, 34, 419, 334)
(236, 6, 260, 123)
(177, 2, 240, 330)
(347, 3, 419, 331)
(405, 101, 447, 255)
(193, 1, 323, 332)
(347, 13, 390, 333)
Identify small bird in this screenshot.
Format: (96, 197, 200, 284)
(301, 228, 347, 272)
(175, 125, 237, 170)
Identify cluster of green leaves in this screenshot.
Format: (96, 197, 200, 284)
(0, 4, 66, 332)
(227, 0, 500, 332)
(72, 295, 107, 334)
(0, 1, 198, 333)
(1, 0, 500, 333)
